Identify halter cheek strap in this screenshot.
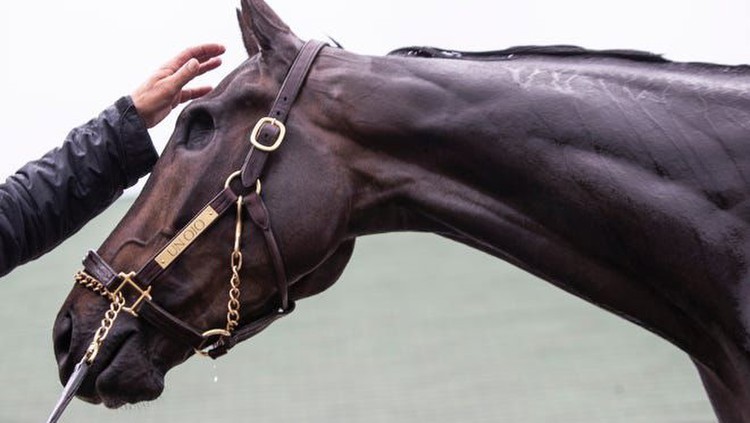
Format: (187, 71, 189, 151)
(241, 39, 327, 187)
(78, 40, 327, 358)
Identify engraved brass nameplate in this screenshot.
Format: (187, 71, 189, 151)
(154, 206, 219, 269)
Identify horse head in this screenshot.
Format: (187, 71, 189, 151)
(52, 0, 355, 407)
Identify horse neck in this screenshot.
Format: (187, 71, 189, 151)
(311, 49, 750, 375)
(317, 51, 750, 244)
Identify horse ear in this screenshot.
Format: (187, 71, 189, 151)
(236, 7, 260, 57)
(239, 0, 299, 56)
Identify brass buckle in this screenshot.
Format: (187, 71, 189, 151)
(112, 272, 152, 317)
(249, 117, 286, 152)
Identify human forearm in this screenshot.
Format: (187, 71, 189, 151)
(0, 96, 156, 276)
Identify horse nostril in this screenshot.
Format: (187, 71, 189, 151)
(53, 311, 73, 365)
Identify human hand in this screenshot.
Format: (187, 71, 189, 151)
(132, 44, 226, 128)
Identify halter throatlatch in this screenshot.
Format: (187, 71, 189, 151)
(45, 40, 327, 423)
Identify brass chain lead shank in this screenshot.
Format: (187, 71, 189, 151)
(75, 271, 115, 302)
(83, 292, 125, 364)
(226, 195, 244, 333)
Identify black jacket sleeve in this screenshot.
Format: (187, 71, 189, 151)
(0, 96, 158, 277)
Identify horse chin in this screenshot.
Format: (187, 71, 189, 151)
(88, 336, 166, 408)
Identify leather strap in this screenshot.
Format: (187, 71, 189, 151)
(246, 193, 289, 310)
(139, 300, 204, 347)
(81, 253, 204, 347)
(207, 302, 296, 358)
(136, 187, 239, 288)
(241, 40, 327, 187)
(83, 251, 119, 289)
(85, 187, 238, 289)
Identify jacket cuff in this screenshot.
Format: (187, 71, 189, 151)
(114, 96, 158, 187)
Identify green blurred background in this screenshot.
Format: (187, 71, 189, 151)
(0, 198, 714, 423)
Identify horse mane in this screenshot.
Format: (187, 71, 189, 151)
(388, 45, 670, 63)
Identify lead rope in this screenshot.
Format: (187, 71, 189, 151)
(46, 195, 247, 423)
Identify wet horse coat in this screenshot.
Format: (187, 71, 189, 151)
(389, 45, 750, 420)
(52, 0, 750, 421)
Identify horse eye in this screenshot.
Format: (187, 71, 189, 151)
(183, 109, 215, 150)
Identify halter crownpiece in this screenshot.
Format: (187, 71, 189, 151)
(45, 40, 327, 423)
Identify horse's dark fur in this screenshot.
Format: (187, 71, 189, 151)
(389, 44, 669, 63)
(53, 1, 750, 421)
(389, 44, 750, 76)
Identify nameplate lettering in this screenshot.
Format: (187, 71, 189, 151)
(154, 206, 219, 269)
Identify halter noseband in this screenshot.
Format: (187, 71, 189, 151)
(79, 40, 327, 359)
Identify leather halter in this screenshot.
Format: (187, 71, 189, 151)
(80, 40, 327, 359)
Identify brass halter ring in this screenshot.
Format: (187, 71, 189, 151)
(195, 329, 233, 357)
(224, 171, 262, 195)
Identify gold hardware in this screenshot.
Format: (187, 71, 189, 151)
(74, 165, 253, 360)
(194, 329, 233, 357)
(225, 196, 244, 333)
(225, 170, 262, 195)
(201, 328, 232, 338)
(193, 194, 247, 359)
(112, 272, 152, 317)
(84, 292, 125, 364)
(75, 271, 116, 302)
(233, 196, 243, 252)
(249, 117, 286, 152)
(154, 205, 219, 269)
(224, 170, 242, 189)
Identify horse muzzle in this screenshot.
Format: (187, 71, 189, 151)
(52, 296, 165, 408)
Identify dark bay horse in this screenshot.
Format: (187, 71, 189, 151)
(52, 0, 750, 420)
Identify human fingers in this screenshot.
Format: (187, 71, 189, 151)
(191, 43, 226, 63)
(179, 86, 213, 103)
(195, 57, 223, 77)
(167, 58, 201, 91)
(163, 44, 225, 72)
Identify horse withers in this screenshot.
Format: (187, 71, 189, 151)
(52, 0, 750, 421)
